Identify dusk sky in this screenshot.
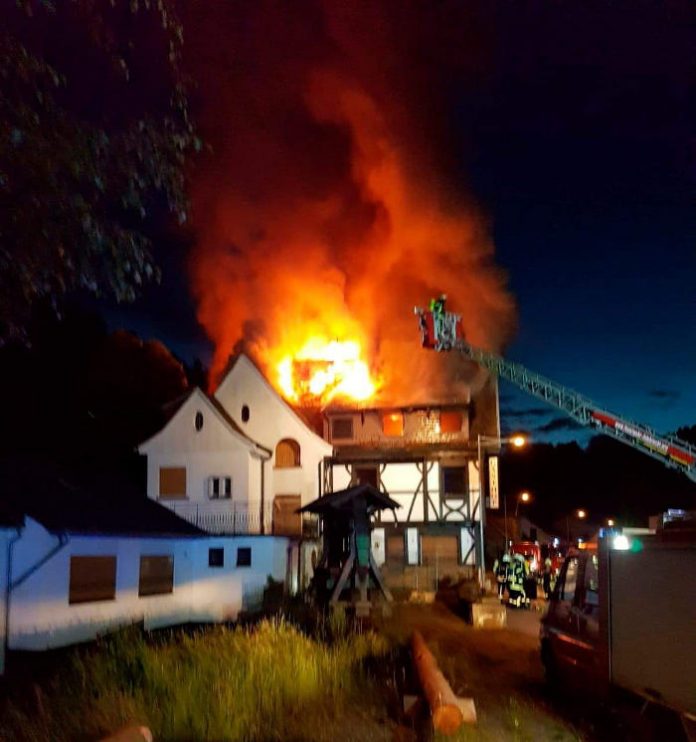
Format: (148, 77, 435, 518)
(104, 2, 696, 444)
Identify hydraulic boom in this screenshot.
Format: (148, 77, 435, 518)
(415, 300, 696, 483)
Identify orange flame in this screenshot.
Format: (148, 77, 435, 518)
(276, 338, 379, 405)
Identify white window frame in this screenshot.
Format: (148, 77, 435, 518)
(208, 475, 232, 499)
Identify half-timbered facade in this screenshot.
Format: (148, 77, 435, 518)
(320, 376, 500, 589)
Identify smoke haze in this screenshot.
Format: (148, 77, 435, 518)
(185, 1, 515, 403)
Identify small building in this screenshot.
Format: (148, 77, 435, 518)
(0, 464, 288, 666)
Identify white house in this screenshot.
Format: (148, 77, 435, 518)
(0, 467, 288, 666)
(138, 354, 332, 591)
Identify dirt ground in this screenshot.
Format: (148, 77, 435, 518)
(378, 602, 608, 741)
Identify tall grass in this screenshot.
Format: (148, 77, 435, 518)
(1, 617, 391, 741)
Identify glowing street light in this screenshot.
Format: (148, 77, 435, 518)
(566, 508, 588, 543)
(477, 432, 530, 588)
(577, 509, 587, 519)
(607, 518, 615, 527)
(514, 490, 532, 518)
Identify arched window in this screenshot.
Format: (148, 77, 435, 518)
(275, 438, 301, 468)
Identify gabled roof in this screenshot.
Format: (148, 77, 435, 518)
(299, 484, 401, 515)
(216, 354, 332, 448)
(0, 458, 204, 537)
(139, 386, 270, 456)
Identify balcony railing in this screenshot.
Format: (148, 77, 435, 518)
(163, 501, 273, 535)
(162, 500, 320, 538)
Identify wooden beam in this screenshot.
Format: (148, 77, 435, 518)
(412, 631, 476, 734)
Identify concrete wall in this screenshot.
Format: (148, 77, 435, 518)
(8, 518, 288, 651)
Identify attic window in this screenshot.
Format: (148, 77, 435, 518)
(382, 412, 404, 437)
(194, 411, 204, 431)
(331, 417, 354, 440)
(241, 405, 250, 423)
(440, 411, 462, 433)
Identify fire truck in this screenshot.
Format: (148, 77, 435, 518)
(415, 300, 696, 733)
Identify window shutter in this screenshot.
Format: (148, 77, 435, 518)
(138, 556, 174, 596)
(69, 556, 117, 604)
(159, 467, 187, 498)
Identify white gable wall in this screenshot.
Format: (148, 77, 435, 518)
(215, 356, 332, 506)
(140, 390, 261, 508)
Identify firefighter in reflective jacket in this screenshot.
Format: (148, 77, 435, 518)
(508, 553, 528, 608)
(493, 553, 511, 600)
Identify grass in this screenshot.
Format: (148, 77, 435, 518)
(0, 613, 394, 741)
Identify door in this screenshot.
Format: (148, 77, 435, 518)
(546, 555, 586, 672)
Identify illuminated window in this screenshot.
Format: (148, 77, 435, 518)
(275, 439, 301, 468)
(69, 556, 116, 604)
(208, 476, 232, 499)
(159, 467, 186, 499)
(439, 411, 462, 433)
(138, 556, 174, 596)
(382, 411, 404, 437)
(331, 418, 354, 440)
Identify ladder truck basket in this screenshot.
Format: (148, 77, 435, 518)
(414, 304, 463, 351)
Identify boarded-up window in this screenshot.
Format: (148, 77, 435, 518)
(382, 412, 404, 436)
(442, 466, 467, 498)
(421, 536, 459, 565)
(386, 535, 404, 563)
(275, 439, 301, 468)
(440, 411, 462, 433)
(159, 467, 187, 498)
(273, 495, 302, 536)
(139, 556, 174, 596)
(331, 418, 354, 440)
(69, 556, 116, 604)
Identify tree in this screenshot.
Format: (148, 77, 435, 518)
(0, 1, 198, 342)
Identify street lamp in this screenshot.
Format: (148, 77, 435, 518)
(477, 433, 527, 588)
(566, 509, 587, 543)
(607, 518, 615, 527)
(503, 490, 532, 547)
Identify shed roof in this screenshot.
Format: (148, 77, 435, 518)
(299, 484, 400, 515)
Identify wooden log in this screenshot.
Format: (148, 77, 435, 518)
(99, 726, 153, 742)
(412, 631, 475, 734)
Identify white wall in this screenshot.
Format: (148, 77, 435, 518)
(215, 356, 332, 507)
(8, 518, 289, 651)
(140, 390, 265, 525)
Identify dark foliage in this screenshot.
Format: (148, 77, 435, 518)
(0, 303, 189, 478)
(500, 436, 696, 530)
(0, 0, 198, 342)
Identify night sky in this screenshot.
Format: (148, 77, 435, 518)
(105, 2, 696, 444)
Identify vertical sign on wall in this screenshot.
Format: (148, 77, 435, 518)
(406, 527, 419, 565)
(488, 456, 499, 509)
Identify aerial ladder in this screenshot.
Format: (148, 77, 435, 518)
(415, 298, 696, 483)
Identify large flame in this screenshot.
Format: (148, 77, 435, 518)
(186, 3, 516, 405)
(277, 338, 378, 405)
